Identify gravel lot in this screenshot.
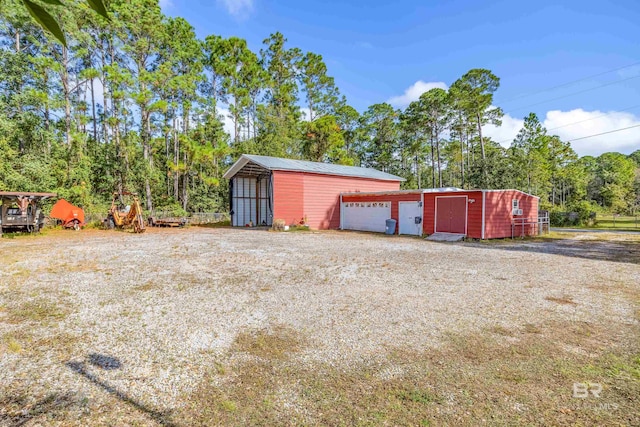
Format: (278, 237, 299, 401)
(0, 228, 638, 425)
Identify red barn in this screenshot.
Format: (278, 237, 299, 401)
(223, 155, 404, 229)
(341, 188, 541, 239)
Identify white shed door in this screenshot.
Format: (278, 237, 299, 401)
(398, 201, 422, 236)
(342, 201, 391, 233)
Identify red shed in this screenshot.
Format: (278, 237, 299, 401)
(223, 155, 404, 229)
(341, 188, 541, 239)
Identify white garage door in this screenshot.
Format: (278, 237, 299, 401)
(342, 201, 391, 232)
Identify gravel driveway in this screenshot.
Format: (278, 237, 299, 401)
(0, 228, 638, 425)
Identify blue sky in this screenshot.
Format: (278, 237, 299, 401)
(161, 0, 640, 156)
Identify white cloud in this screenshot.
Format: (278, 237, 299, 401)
(545, 109, 640, 156)
(483, 113, 524, 148)
(300, 107, 312, 122)
(217, 0, 254, 18)
(483, 108, 640, 156)
(387, 80, 448, 107)
(159, 0, 173, 10)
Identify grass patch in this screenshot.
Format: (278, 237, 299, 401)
(176, 318, 639, 426)
(286, 225, 311, 232)
(5, 298, 69, 324)
(194, 220, 232, 228)
(233, 326, 303, 360)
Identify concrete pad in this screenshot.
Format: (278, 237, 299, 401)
(426, 232, 466, 242)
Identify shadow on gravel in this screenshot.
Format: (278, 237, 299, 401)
(66, 354, 176, 427)
(469, 239, 640, 265)
(0, 392, 77, 426)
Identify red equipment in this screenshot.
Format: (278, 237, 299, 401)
(50, 199, 85, 230)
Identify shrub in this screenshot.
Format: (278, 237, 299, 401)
(272, 219, 286, 232)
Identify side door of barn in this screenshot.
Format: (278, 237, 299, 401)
(398, 201, 422, 236)
(435, 196, 467, 234)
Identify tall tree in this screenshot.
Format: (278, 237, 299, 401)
(112, 0, 166, 211)
(450, 69, 502, 186)
(297, 52, 341, 121)
(258, 32, 302, 157)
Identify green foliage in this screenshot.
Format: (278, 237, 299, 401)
(19, 0, 109, 46)
(0, 4, 637, 218)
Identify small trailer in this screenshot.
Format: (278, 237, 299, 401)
(0, 191, 56, 235)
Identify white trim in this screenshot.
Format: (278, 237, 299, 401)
(481, 189, 540, 199)
(223, 156, 251, 179)
(481, 190, 486, 240)
(434, 195, 468, 235)
(339, 194, 343, 230)
(420, 192, 425, 235)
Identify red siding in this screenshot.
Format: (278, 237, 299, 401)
(272, 171, 304, 227)
(272, 171, 400, 229)
(421, 191, 483, 238)
(484, 190, 539, 238)
(339, 188, 540, 239)
(341, 192, 421, 233)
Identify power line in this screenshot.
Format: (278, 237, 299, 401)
(497, 60, 640, 105)
(566, 123, 640, 142)
(505, 74, 640, 114)
(546, 104, 640, 132)
(493, 104, 640, 145)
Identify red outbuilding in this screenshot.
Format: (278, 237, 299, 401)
(223, 154, 404, 229)
(224, 155, 542, 238)
(340, 188, 542, 239)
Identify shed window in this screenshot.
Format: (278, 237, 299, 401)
(512, 199, 519, 210)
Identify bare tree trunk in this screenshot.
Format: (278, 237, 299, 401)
(90, 78, 97, 142)
(62, 46, 72, 145)
(435, 132, 442, 188)
(173, 117, 179, 200)
(430, 136, 436, 188)
(460, 131, 465, 189)
(143, 109, 153, 212)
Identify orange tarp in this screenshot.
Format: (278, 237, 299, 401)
(50, 199, 85, 226)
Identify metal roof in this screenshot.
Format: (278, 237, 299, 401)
(0, 191, 57, 199)
(223, 154, 405, 181)
(341, 188, 469, 197)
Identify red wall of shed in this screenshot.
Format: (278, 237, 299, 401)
(422, 191, 483, 238)
(272, 171, 400, 229)
(484, 190, 539, 238)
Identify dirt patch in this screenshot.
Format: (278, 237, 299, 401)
(545, 295, 578, 305)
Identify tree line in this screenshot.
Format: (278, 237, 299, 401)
(1, 0, 639, 217)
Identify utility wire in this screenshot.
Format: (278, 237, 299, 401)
(505, 74, 640, 114)
(546, 104, 640, 132)
(493, 104, 640, 145)
(566, 123, 640, 142)
(497, 60, 640, 105)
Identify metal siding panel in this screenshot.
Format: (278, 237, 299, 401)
(232, 196, 239, 226)
(303, 174, 401, 229)
(272, 171, 305, 226)
(483, 190, 538, 238)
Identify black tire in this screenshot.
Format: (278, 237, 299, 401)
(106, 217, 115, 229)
